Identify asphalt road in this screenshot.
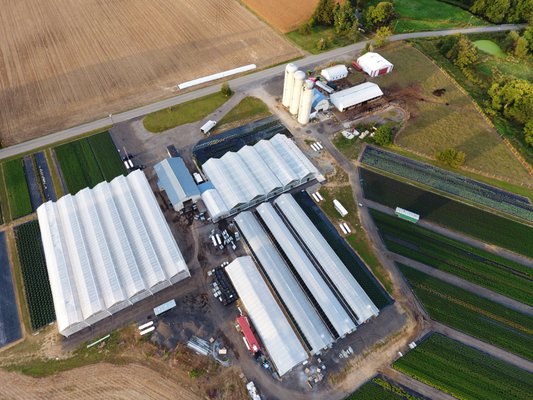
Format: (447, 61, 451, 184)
(0, 24, 524, 161)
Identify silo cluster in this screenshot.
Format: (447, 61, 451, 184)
(282, 63, 314, 125)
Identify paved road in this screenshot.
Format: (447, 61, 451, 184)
(392, 254, 533, 315)
(0, 24, 524, 161)
(433, 322, 533, 373)
(363, 199, 533, 267)
(382, 367, 456, 400)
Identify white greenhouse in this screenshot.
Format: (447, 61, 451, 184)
(274, 194, 379, 324)
(235, 210, 334, 353)
(37, 170, 190, 337)
(255, 202, 356, 338)
(225, 256, 308, 376)
(201, 134, 323, 221)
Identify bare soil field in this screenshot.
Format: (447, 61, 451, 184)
(241, 0, 319, 32)
(0, 363, 203, 400)
(0, 0, 300, 146)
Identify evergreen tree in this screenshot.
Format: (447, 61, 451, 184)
(514, 36, 529, 58)
(452, 36, 479, 69)
(334, 1, 357, 34)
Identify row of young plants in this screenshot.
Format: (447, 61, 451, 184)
(360, 168, 533, 258)
(393, 333, 532, 400)
(361, 146, 533, 221)
(54, 131, 125, 195)
(346, 376, 425, 399)
(15, 221, 55, 330)
(370, 209, 532, 305)
(398, 263, 532, 360)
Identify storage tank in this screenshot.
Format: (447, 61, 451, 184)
(290, 70, 306, 115)
(297, 79, 315, 124)
(282, 63, 298, 108)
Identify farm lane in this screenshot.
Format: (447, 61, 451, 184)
(432, 322, 533, 373)
(391, 254, 533, 315)
(362, 199, 533, 267)
(381, 367, 457, 400)
(0, 24, 524, 162)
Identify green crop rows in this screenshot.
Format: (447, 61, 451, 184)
(346, 376, 424, 399)
(2, 159, 33, 220)
(361, 168, 533, 258)
(398, 263, 533, 360)
(361, 146, 533, 222)
(371, 210, 532, 305)
(86, 132, 126, 181)
(55, 132, 125, 194)
(15, 221, 55, 330)
(393, 333, 533, 400)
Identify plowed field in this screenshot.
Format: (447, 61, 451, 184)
(0, 363, 203, 400)
(0, 0, 300, 145)
(242, 0, 319, 32)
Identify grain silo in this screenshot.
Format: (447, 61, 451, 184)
(290, 71, 306, 115)
(298, 80, 315, 125)
(282, 63, 298, 108)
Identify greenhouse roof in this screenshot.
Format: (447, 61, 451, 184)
(37, 170, 190, 337)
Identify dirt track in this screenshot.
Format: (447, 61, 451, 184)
(0, 0, 300, 145)
(0, 363, 203, 400)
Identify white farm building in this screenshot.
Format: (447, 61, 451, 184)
(330, 82, 383, 112)
(200, 134, 324, 221)
(37, 170, 190, 337)
(356, 52, 394, 77)
(225, 256, 308, 376)
(320, 65, 348, 82)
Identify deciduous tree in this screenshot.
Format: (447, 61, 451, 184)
(437, 148, 466, 168)
(365, 1, 395, 30)
(313, 0, 335, 25)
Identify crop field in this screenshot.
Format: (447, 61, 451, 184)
(371, 209, 532, 305)
(361, 146, 533, 221)
(2, 159, 33, 220)
(15, 221, 55, 331)
(359, 43, 531, 185)
(54, 132, 125, 194)
(294, 191, 392, 309)
(366, 0, 485, 33)
(0, 0, 300, 145)
(0, 231, 22, 347)
(346, 376, 424, 399)
(398, 264, 533, 360)
(361, 168, 533, 258)
(393, 333, 532, 400)
(241, 0, 318, 32)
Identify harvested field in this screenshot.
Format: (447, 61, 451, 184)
(0, 0, 300, 145)
(242, 0, 318, 32)
(0, 363, 203, 400)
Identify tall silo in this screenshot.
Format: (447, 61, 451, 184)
(290, 70, 306, 115)
(282, 63, 298, 108)
(298, 80, 315, 125)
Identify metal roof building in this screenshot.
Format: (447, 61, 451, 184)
(37, 170, 190, 337)
(330, 82, 383, 112)
(235, 210, 334, 354)
(356, 52, 394, 77)
(320, 65, 348, 82)
(201, 134, 323, 221)
(225, 256, 308, 376)
(312, 89, 329, 112)
(274, 194, 379, 324)
(154, 157, 200, 211)
(255, 203, 356, 338)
